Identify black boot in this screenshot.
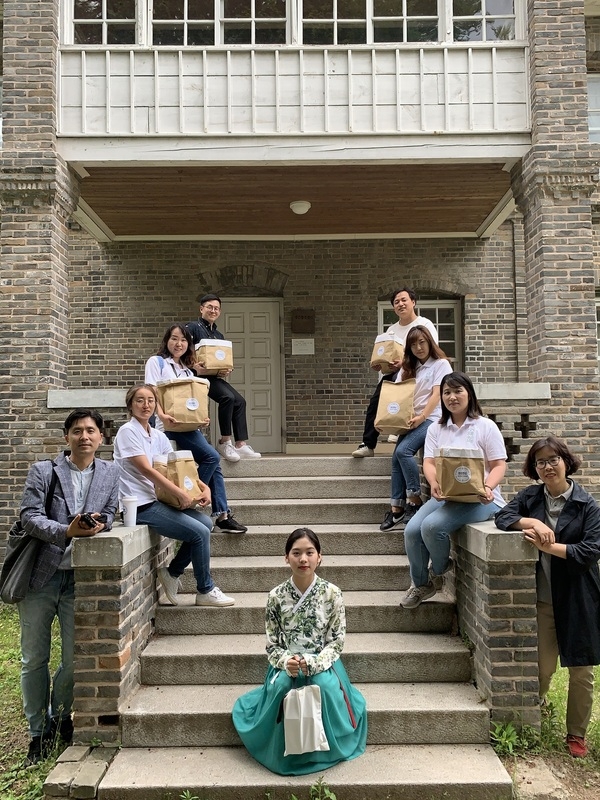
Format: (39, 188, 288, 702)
(24, 736, 42, 767)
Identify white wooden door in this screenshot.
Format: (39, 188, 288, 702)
(210, 298, 283, 453)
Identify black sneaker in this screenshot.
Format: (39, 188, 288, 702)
(401, 503, 421, 525)
(380, 509, 405, 531)
(24, 736, 43, 767)
(215, 515, 248, 534)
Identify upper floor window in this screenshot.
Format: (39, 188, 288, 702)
(67, 0, 520, 46)
(73, 0, 137, 44)
(452, 0, 516, 42)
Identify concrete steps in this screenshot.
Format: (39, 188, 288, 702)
(98, 454, 512, 800)
(98, 745, 513, 800)
(139, 632, 473, 685)
(121, 682, 491, 747)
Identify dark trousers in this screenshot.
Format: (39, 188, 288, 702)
(362, 372, 398, 449)
(208, 377, 248, 441)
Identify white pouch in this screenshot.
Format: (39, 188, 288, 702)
(283, 679, 330, 756)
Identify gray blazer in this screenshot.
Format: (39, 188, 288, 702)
(19, 451, 119, 588)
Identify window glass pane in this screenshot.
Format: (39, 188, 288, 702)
(407, 19, 437, 41)
(188, 24, 215, 43)
(441, 342, 456, 359)
(154, 1, 185, 20)
(438, 324, 456, 340)
(373, 21, 403, 41)
(188, 0, 215, 19)
(453, 19, 482, 40)
(74, 23, 103, 43)
(407, 0, 437, 14)
(107, 0, 136, 19)
(255, 21, 287, 42)
(437, 308, 455, 324)
(74, 1, 102, 19)
(107, 23, 136, 43)
(224, 0, 252, 16)
(487, 0, 513, 13)
(453, 0, 481, 15)
(153, 24, 185, 44)
(373, 0, 400, 16)
(223, 22, 252, 42)
(303, 0, 332, 19)
(255, 0, 286, 18)
(337, 24, 367, 43)
(303, 23, 335, 43)
(588, 112, 600, 128)
(337, 0, 366, 19)
(486, 18, 514, 40)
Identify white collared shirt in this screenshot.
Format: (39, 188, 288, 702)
(113, 417, 173, 506)
(396, 357, 452, 420)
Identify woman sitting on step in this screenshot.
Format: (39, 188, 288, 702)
(378, 325, 452, 532)
(402, 372, 507, 609)
(495, 436, 600, 760)
(232, 528, 367, 775)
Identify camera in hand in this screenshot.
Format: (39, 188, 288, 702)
(79, 513, 107, 529)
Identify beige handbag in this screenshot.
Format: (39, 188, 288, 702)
(193, 339, 234, 375)
(153, 452, 206, 507)
(370, 333, 404, 374)
(435, 447, 486, 503)
(374, 379, 415, 435)
(155, 377, 210, 431)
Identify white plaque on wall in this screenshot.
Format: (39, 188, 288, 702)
(291, 339, 315, 355)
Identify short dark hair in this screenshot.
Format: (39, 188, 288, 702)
(63, 409, 104, 435)
(522, 436, 582, 481)
(439, 372, 483, 424)
(199, 293, 221, 307)
(125, 384, 158, 416)
(390, 287, 417, 305)
(285, 527, 321, 555)
(157, 323, 195, 368)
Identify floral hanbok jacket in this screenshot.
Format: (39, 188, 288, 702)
(265, 575, 345, 676)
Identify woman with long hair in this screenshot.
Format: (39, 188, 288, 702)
(144, 324, 247, 534)
(379, 325, 452, 531)
(401, 372, 507, 608)
(496, 436, 600, 759)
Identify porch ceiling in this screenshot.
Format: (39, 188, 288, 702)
(76, 164, 513, 240)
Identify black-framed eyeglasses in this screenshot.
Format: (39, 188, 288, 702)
(535, 455, 561, 469)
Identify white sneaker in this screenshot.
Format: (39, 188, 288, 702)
(352, 444, 375, 458)
(217, 441, 240, 462)
(387, 434, 399, 443)
(157, 567, 181, 605)
(235, 444, 261, 459)
(195, 586, 235, 607)
(400, 582, 436, 609)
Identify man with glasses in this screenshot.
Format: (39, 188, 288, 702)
(186, 294, 261, 462)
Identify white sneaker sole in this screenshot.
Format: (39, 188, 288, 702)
(195, 594, 235, 607)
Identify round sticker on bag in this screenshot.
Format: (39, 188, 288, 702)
(377, 345, 385, 356)
(454, 466, 472, 483)
(215, 349, 226, 361)
(184, 477, 194, 490)
(387, 402, 400, 415)
(186, 398, 199, 410)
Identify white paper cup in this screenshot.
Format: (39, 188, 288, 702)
(121, 496, 137, 528)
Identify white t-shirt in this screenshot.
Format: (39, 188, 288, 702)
(113, 417, 173, 506)
(144, 355, 195, 432)
(396, 357, 452, 421)
(388, 315, 439, 345)
(424, 415, 507, 507)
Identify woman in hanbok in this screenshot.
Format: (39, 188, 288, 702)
(232, 528, 367, 775)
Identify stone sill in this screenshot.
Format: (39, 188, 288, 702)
(71, 522, 161, 568)
(459, 520, 537, 563)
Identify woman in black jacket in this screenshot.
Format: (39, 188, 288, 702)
(495, 436, 600, 758)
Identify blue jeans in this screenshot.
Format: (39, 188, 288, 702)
(390, 420, 432, 506)
(18, 569, 75, 737)
(404, 497, 501, 587)
(166, 429, 229, 516)
(137, 502, 214, 593)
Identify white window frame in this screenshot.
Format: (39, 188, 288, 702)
(378, 296, 463, 371)
(450, 0, 518, 44)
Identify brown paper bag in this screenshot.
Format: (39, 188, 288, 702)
(370, 333, 404, 375)
(153, 451, 206, 507)
(155, 377, 209, 431)
(193, 339, 234, 375)
(374, 379, 415, 435)
(435, 447, 486, 503)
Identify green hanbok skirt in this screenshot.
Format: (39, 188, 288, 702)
(232, 659, 367, 776)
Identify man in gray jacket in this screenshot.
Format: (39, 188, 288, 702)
(17, 409, 119, 765)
